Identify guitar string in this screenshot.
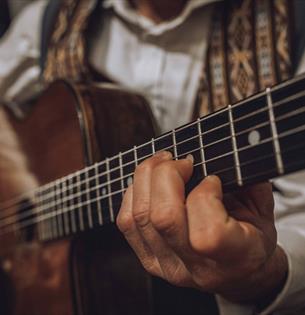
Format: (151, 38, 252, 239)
(0, 111, 290, 223)
(0, 83, 300, 211)
(0, 84, 304, 217)
(6, 72, 305, 238)
(2, 139, 305, 242)
(0, 100, 304, 225)
(0, 97, 305, 226)
(1, 123, 305, 236)
(0, 84, 303, 214)
(13, 86, 305, 210)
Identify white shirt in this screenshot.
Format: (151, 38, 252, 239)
(1, 1, 305, 314)
(89, 0, 216, 133)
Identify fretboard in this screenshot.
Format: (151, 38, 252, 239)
(3, 74, 305, 243)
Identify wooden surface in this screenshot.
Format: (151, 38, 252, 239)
(0, 81, 156, 315)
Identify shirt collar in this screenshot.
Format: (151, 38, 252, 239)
(102, 0, 221, 35)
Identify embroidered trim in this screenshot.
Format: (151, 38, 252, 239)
(42, 0, 293, 119)
(44, 0, 96, 83)
(196, 0, 293, 117)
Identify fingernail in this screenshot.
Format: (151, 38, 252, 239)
(186, 154, 194, 164)
(206, 175, 219, 183)
(155, 151, 172, 159)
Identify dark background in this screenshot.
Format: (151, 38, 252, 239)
(0, 0, 10, 38)
(0, 0, 36, 38)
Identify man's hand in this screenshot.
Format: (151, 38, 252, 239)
(117, 151, 288, 304)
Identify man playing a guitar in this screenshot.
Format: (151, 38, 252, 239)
(1, 0, 305, 314)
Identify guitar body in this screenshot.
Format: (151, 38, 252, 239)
(0, 81, 156, 315)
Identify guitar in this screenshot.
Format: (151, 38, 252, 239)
(0, 74, 305, 314)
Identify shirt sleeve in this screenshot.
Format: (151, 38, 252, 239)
(216, 171, 305, 315)
(0, 0, 47, 108)
(216, 31, 305, 315)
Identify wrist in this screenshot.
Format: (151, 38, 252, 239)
(255, 245, 288, 309)
(220, 245, 288, 305)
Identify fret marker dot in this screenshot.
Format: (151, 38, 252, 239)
(127, 176, 133, 186)
(248, 130, 260, 146)
(102, 188, 107, 196)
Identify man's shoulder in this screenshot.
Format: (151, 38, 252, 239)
(0, 0, 47, 107)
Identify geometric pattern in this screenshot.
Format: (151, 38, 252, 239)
(196, 0, 293, 116)
(43, 0, 96, 84)
(42, 0, 293, 118)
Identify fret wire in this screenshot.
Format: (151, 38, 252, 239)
(119, 152, 124, 198)
(134, 145, 138, 167)
(5, 79, 305, 214)
(54, 180, 64, 236)
(77, 172, 85, 231)
(0, 88, 296, 213)
(68, 175, 77, 233)
(39, 125, 305, 222)
(5, 134, 305, 236)
(35, 193, 44, 241)
(228, 105, 243, 186)
(5, 82, 305, 223)
(106, 158, 114, 222)
(197, 118, 207, 177)
(44, 190, 51, 240)
(172, 130, 178, 160)
(16, 111, 262, 206)
(266, 87, 284, 174)
(62, 180, 70, 234)
(0, 117, 297, 227)
(3, 103, 305, 226)
(48, 185, 61, 239)
(152, 138, 156, 154)
(94, 163, 103, 225)
(5, 72, 305, 235)
(42, 123, 305, 218)
(42, 186, 51, 240)
(85, 169, 93, 228)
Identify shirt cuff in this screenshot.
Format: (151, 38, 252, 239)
(216, 295, 255, 315)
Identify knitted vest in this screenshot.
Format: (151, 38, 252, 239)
(42, 0, 294, 117)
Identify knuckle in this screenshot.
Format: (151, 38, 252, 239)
(189, 225, 225, 255)
(136, 159, 155, 174)
(150, 204, 178, 234)
(162, 263, 190, 287)
(154, 161, 174, 177)
(133, 200, 151, 228)
(141, 258, 160, 276)
(187, 189, 213, 208)
(116, 210, 134, 234)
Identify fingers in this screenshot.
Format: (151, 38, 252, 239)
(186, 176, 247, 260)
(116, 185, 162, 276)
(150, 156, 193, 254)
(131, 152, 193, 280)
(118, 152, 192, 283)
(237, 182, 274, 218)
(132, 151, 172, 230)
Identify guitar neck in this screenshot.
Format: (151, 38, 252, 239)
(7, 74, 305, 243)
